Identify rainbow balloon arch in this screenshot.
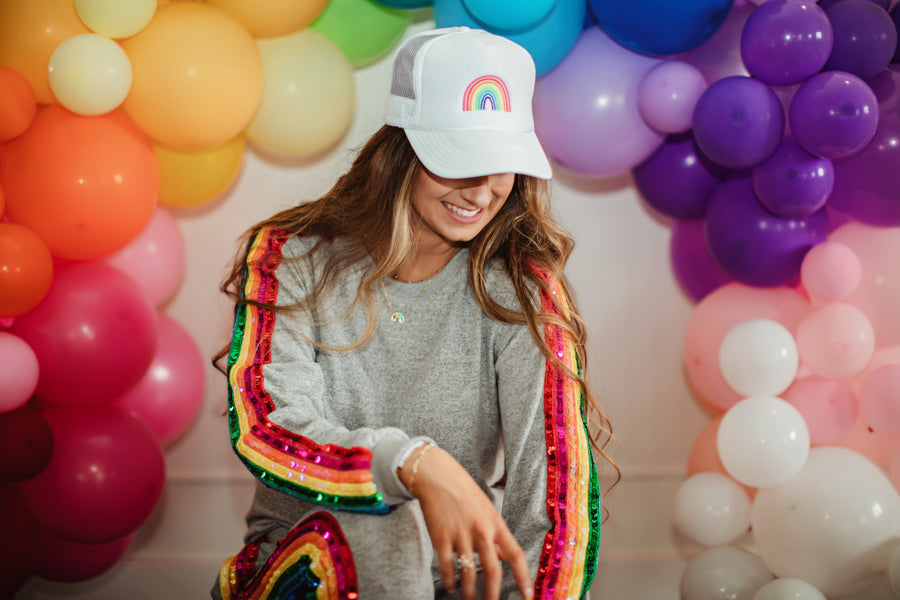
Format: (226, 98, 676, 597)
(1, 0, 900, 596)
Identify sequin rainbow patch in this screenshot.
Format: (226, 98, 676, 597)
(462, 75, 511, 112)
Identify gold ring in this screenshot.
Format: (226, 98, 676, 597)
(456, 554, 476, 572)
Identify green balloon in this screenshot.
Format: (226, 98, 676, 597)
(311, 0, 412, 67)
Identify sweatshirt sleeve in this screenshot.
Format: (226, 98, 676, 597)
(225, 228, 423, 514)
(496, 271, 601, 599)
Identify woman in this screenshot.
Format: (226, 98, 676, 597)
(214, 27, 616, 600)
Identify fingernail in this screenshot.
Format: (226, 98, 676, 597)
(525, 588, 534, 599)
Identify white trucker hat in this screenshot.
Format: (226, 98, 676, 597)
(384, 27, 552, 180)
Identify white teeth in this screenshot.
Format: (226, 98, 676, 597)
(443, 202, 480, 218)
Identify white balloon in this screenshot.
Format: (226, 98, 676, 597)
(719, 318, 799, 398)
(674, 472, 752, 547)
(681, 546, 774, 600)
(48, 33, 132, 116)
(717, 396, 810, 488)
(752, 578, 827, 600)
(752, 447, 900, 598)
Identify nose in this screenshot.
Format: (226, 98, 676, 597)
(459, 176, 493, 208)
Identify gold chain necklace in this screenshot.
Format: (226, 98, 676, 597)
(379, 276, 435, 324)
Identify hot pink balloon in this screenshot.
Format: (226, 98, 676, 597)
(800, 241, 862, 303)
(34, 528, 133, 583)
(796, 303, 875, 380)
(0, 331, 39, 412)
(858, 364, 900, 435)
(783, 375, 858, 445)
(116, 314, 205, 446)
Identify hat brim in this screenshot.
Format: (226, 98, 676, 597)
(405, 128, 552, 180)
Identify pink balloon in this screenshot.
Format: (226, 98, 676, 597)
(116, 314, 205, 446)
(638, 60, 708, 134)
(0, 331, 39, 412)
(686, 414, 756, 498)
(796, 303, 875, 379)
(836, 413, 900, 472)
(34, 528, 133, 583)
(800, 241, 862, 303)
(684, 283, 811, 412)
(103, 206, 186, 306)
(783, 375, 858, 445)
(9, 261, 158, 407)
(17, 406, 165, 544)
(858, 364, 900, 435)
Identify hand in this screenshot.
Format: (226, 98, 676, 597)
(399, 446, 534, 600)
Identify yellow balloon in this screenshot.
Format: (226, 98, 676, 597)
(204, 0, 329, 39)
(154, 135, 247, 208)
(247, 29, 355, 160)
(48, 34, 132, 116)
(0, 0, 90, 104)
(120, 3, 264, 150)
(74, 0, 157, 39)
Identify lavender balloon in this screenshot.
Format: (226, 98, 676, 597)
(752, 137, 835, 218)
(789, 70, 879, 159)
(705, 177, 829, 287)
(670, 218, 734, 302)
(534, 27, 664, 177)
(824, 0, 897, 81)
(638, 60, 708, 134)
(740, 0, 833, 86)
(692, 76, 785, 169)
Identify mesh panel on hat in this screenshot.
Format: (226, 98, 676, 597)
(390, 30, 448, 101)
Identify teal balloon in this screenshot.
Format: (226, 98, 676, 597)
(462, 0, 556, 32)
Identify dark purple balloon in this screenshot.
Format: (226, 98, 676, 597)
(740, 0, 833, 86)
(751, 136, 835, 218)
(825, 0, 897, 80)
(670, 218, 734, 302)
(892, 5, 900, 62)
(789, 70, 879, 159)
(633, 133, 729, 219)
(820, 0, 890, 13)
(692, 76, 785, 169)
(704, 177, 829, 287)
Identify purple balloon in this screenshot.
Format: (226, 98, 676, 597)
(740, 0, 833, 86)
(638, 60, 708, 134)
(692, 76, 785, 169)
(820, 0, 890, 12)
(705, 177, 829, 287)
(824, 0, 897, 80)
(670, 218, 734, 302)
(789, 70, 879, 159)
(829, 66, 900, 226)
(751, 137, 835, 218)
(633, 132, 729, 219)
(534, 27, 665, 177)
(892, 6, 900, 62)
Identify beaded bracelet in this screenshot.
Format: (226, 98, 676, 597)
(405, 441, 436, 495)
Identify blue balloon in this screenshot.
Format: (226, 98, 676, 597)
(589, 0, 734, 56)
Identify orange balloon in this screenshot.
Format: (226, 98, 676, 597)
(0, 105, 159, 261)
(205, 0, 329, 38)
(0, 66, 37, 141)
(0, 0, 90, 104)
(120, 3, 264, 150)
(0, 223, 54, 317)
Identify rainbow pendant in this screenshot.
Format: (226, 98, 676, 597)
(390, 312, 405, 323)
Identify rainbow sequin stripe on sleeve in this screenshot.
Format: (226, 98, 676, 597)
(227, 227, 389, 514)
(531, 268, 601, 600)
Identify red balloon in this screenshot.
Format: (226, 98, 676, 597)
(0, 405, 53, 482)
(0, 485, 38, 597)
(17, 406, 165, 544)
(33, 528, 133, 583)
(0, 222, 53, 318)
(10, 261, 158, 407)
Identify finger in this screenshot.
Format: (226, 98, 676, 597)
(496, 527, 533, 600)
(475, 537, 503, 600)
(437, 541, 457, 594)
(456, 543, 478, 600)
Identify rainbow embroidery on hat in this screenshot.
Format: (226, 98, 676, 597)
(462, 75, 511, 112)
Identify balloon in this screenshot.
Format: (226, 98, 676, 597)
(704, 177, 828, 288)
(783, 376, 857, 445)
(752, 578, 826, 600)
(0, 0, 90, 104)
(800, 241, 861, 303)
(461, 0, 555, 31)
(48, 33, 132, 116)
(751, 137, 834, 219)
(684, 283, 811, 412)
(633, 133, 728, 220)
(670, 218, 734, 304)
(739, 0, 833, 86)
(837, 413, 900, 473)
(34, 529, 132, 582)
(789, 71, 879, 160)
(0, 332, 39, 414)
(0, 406, 53, 481)
(751, 447, 900, 597)
(9, 261, 158, 407)
(824, 0, 897, 80)
(17, 406, 165, 544)
(120, 3, 264, 149)
(0, 223, 53, 318)
(717, 396, 810, 488)
(680, 546, 774, 600)
(0, 486, 38, 597)
(154, 135, 245, 208)
(679, 3, 754, 83)
(674, 472, 751, 547)
(692, 76, 785, 169)
(0, 66, 36, 142)
(310, 0, 410, 67)
(373, 0, 433, 7)
(589, 0, 734, 56)
(637, 60, 708, 135)
(858, 364, 900, 435)
(796, 303, 875, 379)
(0, 105, 159, 261)
(74, 0, 156, 38)
(533, 27, 664, 177)
(116, 314, 205, 446)
(719, 319, 799, 398)
(247, 30, 354, 160)
(821, 0, 890, 9)
(204, 0, 329, 38)
(103, 206, 186, 306)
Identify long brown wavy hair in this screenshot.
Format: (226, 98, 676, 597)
(214, 125, 619, 510)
